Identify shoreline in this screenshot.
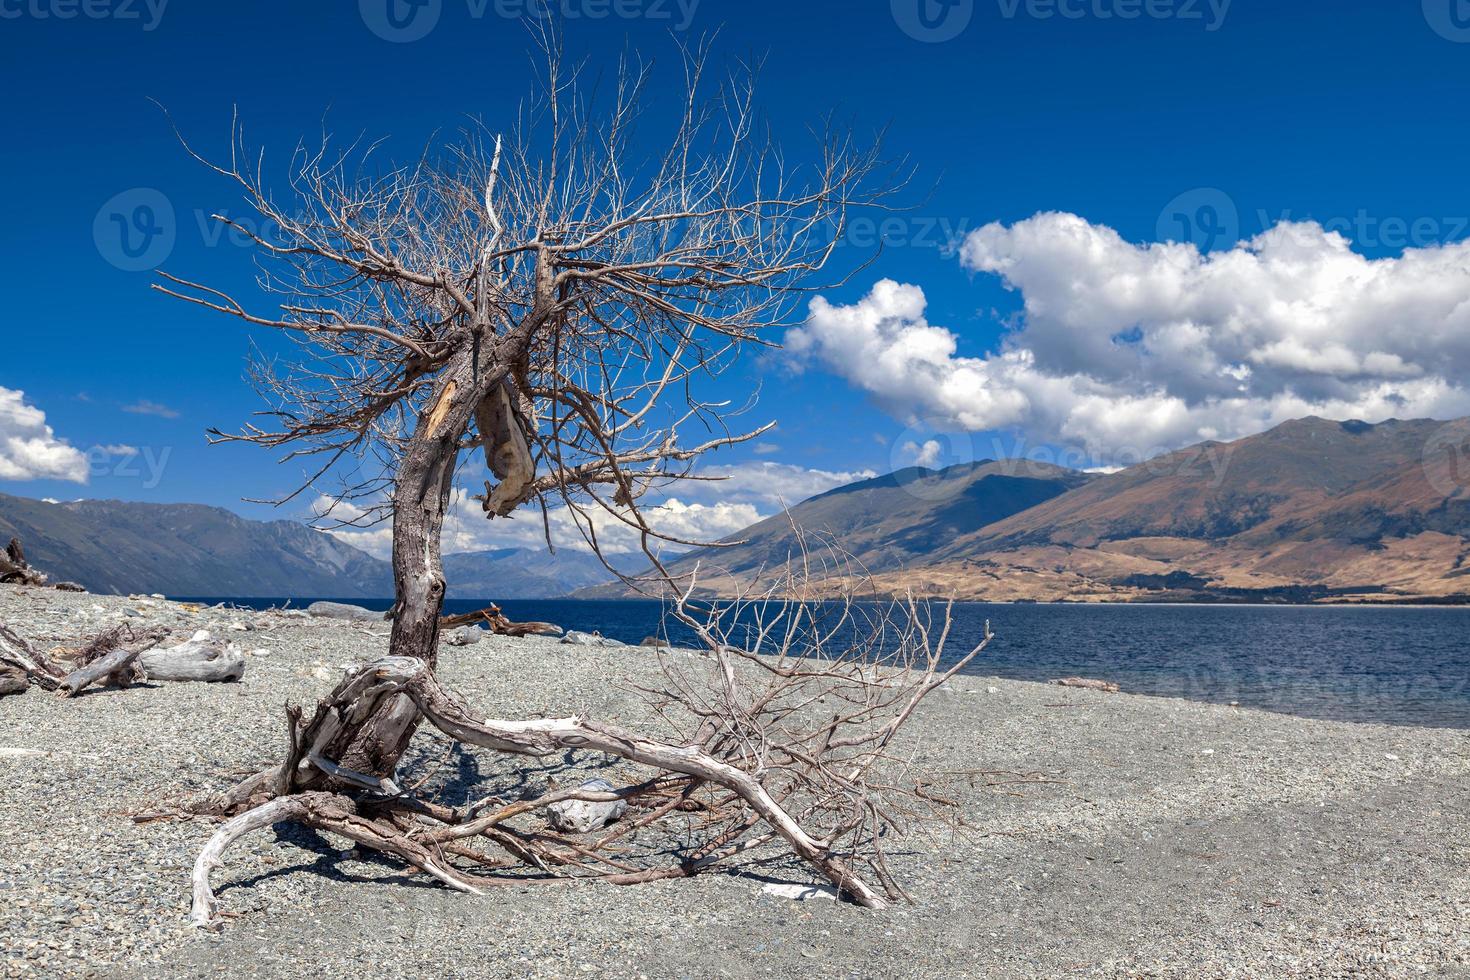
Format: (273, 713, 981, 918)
(2, 587, 1466, 977)
(162, 593, 1470, 608)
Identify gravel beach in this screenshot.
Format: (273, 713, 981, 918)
(1, 586, 1467, 979)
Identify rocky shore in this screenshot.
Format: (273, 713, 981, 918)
(1, 586, 1466, 978)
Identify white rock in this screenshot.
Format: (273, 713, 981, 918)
(761, 882, 839, 902)
(444, 626, 483, 647)
(560, 631, 623, 648)
(545, 779, 628, 833)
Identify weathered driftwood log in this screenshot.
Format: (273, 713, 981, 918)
(58, 626, 169, 695)
(440, 603, 561, 637)
(0, 623, 168, 697)
(1053, 677, 1121, 693)
(0, 663, 28, 696)
(0, 625, 65, 690)
(560, 630, 623, 648)
(140, 631, 246, 682)
(306, 601, 387, 623)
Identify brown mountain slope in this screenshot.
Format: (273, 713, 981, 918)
(880, 417, 1470, 602)
(587, 416, 1470, 602)
(583, 459, 1092, 596)
(954, 417, 1451, 551)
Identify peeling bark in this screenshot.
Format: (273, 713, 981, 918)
(475, 381, 535, 518)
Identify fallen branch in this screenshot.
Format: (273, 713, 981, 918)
(440, 603, 561, 636)
(0, 623, 169, 697)
(1052, 677, 1120, 693)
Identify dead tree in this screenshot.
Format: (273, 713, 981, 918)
(158, 35, 898, 786)
(0, 537, 48, 587)
(190, 556, 994, 924)
(148, 37, 996, 924)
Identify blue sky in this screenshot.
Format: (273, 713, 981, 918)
(4, 0, 1470, 554)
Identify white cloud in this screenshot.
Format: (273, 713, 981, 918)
(0, 387, 89, 483)
(787, 215, 1470, 461)
(316, 462, 873, 560)
(689, 462, 876, 510)
(122, 399, 180, 419)
(900, 439, 943, 467)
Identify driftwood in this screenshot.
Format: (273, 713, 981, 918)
(1053, 677, 1121, 693)
(306, 601, 386, 623)
(0, 663, 27, 696)
(190, 565, 995, 927)
(140, 631, 246, 682)
(440, 604, 561, 637)
(0, 538, 47, 587)
(0, 623, 168, 697)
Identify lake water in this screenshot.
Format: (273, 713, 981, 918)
(181, 597, 1470, 730)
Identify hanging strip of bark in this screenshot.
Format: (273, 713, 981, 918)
(475, 381, 535, 518)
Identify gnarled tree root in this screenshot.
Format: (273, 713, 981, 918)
(190, 656, 888, 927)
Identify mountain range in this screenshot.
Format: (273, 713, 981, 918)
(0, 494, 612, 599)
(591, 416, 1470, 603)
(4, 415, 1467, 603)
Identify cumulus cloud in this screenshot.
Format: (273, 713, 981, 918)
(316, 462, 874, 560)
(689, 462, 876, 509)
(0, 387, 89, 483)
(787, 214, 1470, 460)
(900, 439, 944, 467)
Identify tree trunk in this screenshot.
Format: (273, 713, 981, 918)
(334, 424, 459, 780)
(332, 345, 517, 780)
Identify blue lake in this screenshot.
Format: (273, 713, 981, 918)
(179, 598, 1470, 730)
